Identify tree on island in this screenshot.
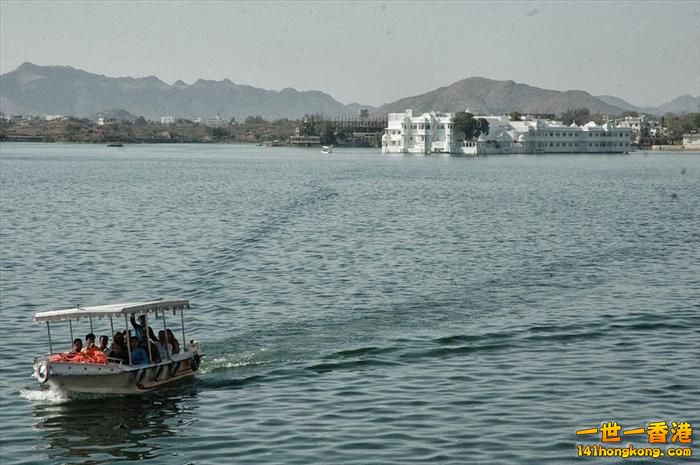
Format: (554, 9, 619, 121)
(300, 116, 319, 137)
(664, 112, 700, 143)
(508, 111, 522, 121)
(453, 112, 489, 140)
(335, 126, 354, 144)
(244, 115, 267, 125)
(560, 108, 591, 126)
(210, 127, 233, 141)
(320, 121, 337, 145)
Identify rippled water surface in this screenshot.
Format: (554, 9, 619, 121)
(1, 143, 699, 464)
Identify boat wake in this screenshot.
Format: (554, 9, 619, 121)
(19, 386, 68, 404)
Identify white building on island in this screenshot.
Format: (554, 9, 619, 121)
(682, 133, 700, 150)
(382, 110, 632, 155)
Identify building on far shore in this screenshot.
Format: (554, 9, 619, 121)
(161, 116, 175, 124)
(614, 114, 660, 143)
(289, 126, 321, 146)
(382, 109, 632, 155)
(682, 133, 700, 150)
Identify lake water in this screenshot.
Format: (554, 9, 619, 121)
(0, 143, 698, 465)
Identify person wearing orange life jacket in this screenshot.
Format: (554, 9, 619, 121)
(79, 333, 108, 363)
(82, 333, 100, 355)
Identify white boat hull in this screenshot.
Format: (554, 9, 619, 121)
(34, 352, 202, 395)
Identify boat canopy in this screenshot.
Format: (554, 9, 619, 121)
(33, 299, 190, 323)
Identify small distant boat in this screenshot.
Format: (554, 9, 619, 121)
(107, 143, 124, 147)
(321, 145, 333, 154)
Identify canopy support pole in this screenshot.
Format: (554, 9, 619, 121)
(68, 320, 74, 346)
(89, 314, 93, 334)
(125, 314, 132, 365)
(180, 308, 186, 352)
(145, 314, 153, 363)
(109, 316, 114, 338)
(46, 322, 53, 354)
(162, 311, 170, 360)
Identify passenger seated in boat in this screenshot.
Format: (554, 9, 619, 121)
(72, 338, 83, 353)
(156, 330, 172, 360)
(130, 314, 157, 346)
(129, 337, 150, 365)
(108, 332, 129, 362)
(147, 340, 162, 363)
(82, 333, 100, 355)
(99, 335, 109, 353)
(166, 329, 180, 354)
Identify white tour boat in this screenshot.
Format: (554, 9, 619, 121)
(321, 145, 333, 154)
(32, 299, 203, 395)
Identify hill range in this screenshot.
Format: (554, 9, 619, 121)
(1, 63, 697, 120)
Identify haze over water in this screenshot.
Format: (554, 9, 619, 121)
(0, 143, 698, 464)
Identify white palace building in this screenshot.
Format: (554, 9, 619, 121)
(381, 110, 632, 155)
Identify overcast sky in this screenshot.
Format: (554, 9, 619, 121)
(1, 0, 698, 107)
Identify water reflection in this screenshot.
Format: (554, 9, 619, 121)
(32, 385, 198, 464)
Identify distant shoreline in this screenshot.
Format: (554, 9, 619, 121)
(0, 116, 383, 147)
(3, 140, 699, 154)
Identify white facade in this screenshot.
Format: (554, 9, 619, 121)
(615, 115, 647, 131)
(382, 110, 632, 155)
(161, 116, 175, 124)
(382, 109, 458, 154)
(614, 114, 660, 140)
(683, 133, 700, 150)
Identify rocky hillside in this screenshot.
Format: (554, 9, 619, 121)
(0, 63, 373, 120)
(374, 77, 627, 116)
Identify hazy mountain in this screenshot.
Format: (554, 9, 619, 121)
(655, 95, 700, 115)
(375, 77, 628, 116)
(595, 95, 644, 113)
(91, 108, 139, 121)
(0, 62, 374, 120)
(596, 94, 700, 116)
(3, 63, 696, 122)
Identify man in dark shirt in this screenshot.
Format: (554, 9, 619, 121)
(130, 314, 157, 346)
